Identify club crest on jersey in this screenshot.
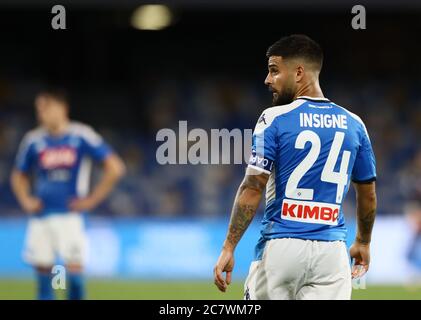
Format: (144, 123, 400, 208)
(39, 147, 77, 169)
(281, 199, 339, 226)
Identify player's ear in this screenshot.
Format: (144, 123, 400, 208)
(295, 65, 305, 82)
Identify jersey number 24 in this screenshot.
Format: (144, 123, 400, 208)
(285, 130, 350, 204)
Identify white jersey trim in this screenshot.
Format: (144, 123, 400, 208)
(254, 99, 307, 134)
(21, 127, 47, 146)
(247, 164, 271, 175)
(266, 168, 276, 203)
(76, 156, 92, 197)
(297, 96, 330, 101)
(69, 121, 103, 147)
(16, 127, 47, 163)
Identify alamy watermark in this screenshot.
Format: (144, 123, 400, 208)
(156, 121, 253, 165)
(351, 5, 366, 30)
(51, 264, 66, 290)
(51, 5, 66, 30)
(49, 5, 365, 32)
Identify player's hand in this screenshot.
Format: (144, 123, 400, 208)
(21, 196, 43, 214)
(349, 241, 370, 279)
(214, 248, 235, 292)
(69, 196, 97, 212)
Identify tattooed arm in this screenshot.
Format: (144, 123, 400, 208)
(214, 167, 269, 292)
(354, 182, 377, 244)
(349, 181, 377, 278)
(224, 168, 269, 251)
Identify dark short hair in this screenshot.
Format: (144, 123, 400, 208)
(266, 34, 323, 71)
(37, 87, 69, 106)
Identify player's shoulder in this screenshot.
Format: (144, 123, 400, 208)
(21, 127, 47, 146)
(331, 102, 364, 123)
(68, 121, 103, 144)
(255, 99, 307, 132)
(261, 99, 307, 121)
(330, 102, 368, 132)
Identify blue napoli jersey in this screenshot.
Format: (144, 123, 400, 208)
(15, 122, 112, 216)
(248, 96, 376, 260)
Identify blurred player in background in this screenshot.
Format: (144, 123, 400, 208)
(214, 35, 377, 299)
(10, 88, 126, 300)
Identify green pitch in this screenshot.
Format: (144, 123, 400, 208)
(0, 279, 420, 300)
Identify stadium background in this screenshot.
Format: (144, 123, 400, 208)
(0, 0, 421, 299)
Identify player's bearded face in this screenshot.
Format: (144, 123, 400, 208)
(271, 77, 296, 106)
(266, 56, 297, 106)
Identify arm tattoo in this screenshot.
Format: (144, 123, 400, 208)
(226, 203, 256, 249)
(224, 174, 267, 250)
(354, 182, 377, 245)
(356, 209, 376, 244)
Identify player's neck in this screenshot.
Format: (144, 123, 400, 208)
(294, 82, 324, 100)
(46, 120, 70, 137)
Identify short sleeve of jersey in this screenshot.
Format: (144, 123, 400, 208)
(15, 135, 35, 173)
(247, 110, 277, 174)
(81, 127, 112, 161)
(352, 124, 377, 183)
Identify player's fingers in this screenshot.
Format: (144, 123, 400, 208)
(355, 267, 365, 279)
(214, 266, 225, 288)
(351, 265, 359, 279)
(359, 264, 369, 277)
(29, 203, 42, 213)
(214, 278, 226, 292)
(215, 266, 225, 283)
(69, 200, 82, 211)
(226, 271, 232, 285)
(352, 264, 368, 279)
(213, 271, 226, 292)
(215, 276, 226, 290)
(68, 197, 81, 205)
(351, 261, 362, 278)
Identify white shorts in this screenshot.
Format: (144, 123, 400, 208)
(23, 213, 87, 267)
(244, 238, 352, 300)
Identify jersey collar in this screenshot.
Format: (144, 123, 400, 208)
(296, 96, 331, 103)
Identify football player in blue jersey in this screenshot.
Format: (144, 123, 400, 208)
(10, 88, 126, 300)
(214, 35, 377, 299)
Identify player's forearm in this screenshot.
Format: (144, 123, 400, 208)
(89, 176, 116, 205)
(89, 155, 126, 205)
(223, 174, 267, 251)
(356, 207, 376, 244)
(10, 170, 32, 204)
(355, 183, 377, 244)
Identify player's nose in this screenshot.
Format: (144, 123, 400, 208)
(264, 73, 272, 86)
